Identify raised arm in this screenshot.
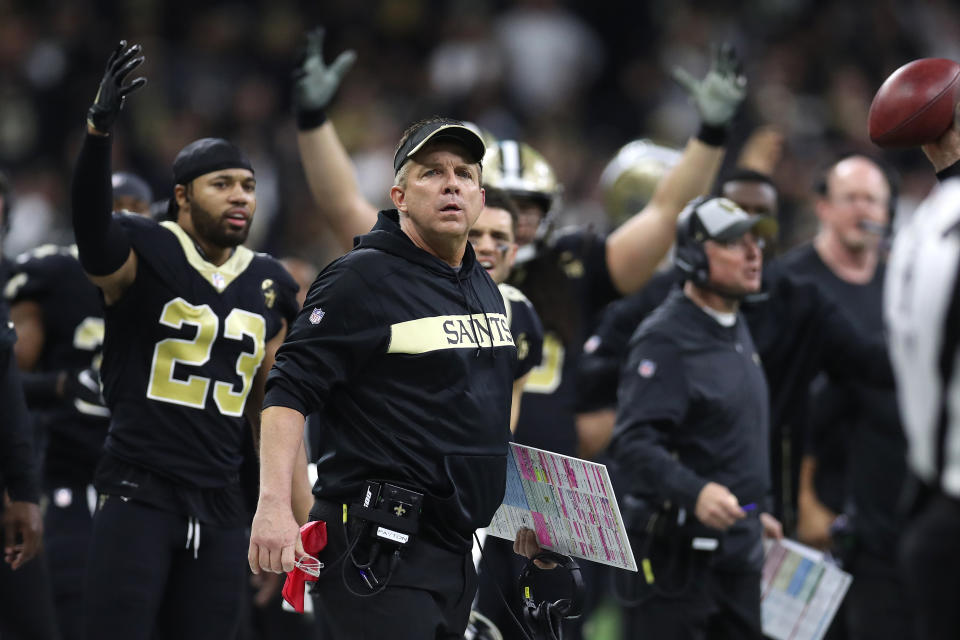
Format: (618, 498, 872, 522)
(606, 44, 746, 295)
(293, 28, 377, 252)
(72, 41, 147, 305)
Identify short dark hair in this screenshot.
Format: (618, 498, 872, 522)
(483, 186, 519, 235)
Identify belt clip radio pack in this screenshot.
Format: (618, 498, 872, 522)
(342, 481, 424, 596)
(348, 480, 424, 547)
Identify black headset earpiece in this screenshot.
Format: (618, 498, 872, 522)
(517, 551, 584, 640)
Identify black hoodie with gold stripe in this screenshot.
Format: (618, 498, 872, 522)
(265, 209, 516, 552)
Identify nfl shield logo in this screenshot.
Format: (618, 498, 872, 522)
(309, 307, 325, 324)
(212, 272, 226, 290)
(638, 359, 657, 378)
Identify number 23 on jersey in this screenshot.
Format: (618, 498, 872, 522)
(147, 297, 266, 416)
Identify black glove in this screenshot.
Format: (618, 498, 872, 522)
(87, 40, 147, 134)
(61, 368, 110, 418)
(292, 27, 356, 130)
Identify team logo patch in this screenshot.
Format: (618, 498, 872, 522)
(309, 307, 325, 324)
(638, 359, 657, 378)
(261, 279, 276, 309)
(212, 272, 226, 290)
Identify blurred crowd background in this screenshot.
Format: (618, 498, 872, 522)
(1, 0, 958, 266)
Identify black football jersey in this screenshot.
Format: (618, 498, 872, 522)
(498, 283, 544, 380)
(507, 228, 619, 455)
(99, 215, 298, 488)
(4, 245, 111, 486)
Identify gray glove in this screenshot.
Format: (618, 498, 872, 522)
(293, 27, 356, 126)
(672, 44, 746, 128)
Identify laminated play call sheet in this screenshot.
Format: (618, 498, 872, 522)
(761, 538, 852, 640)
(486, 443, 637, 571)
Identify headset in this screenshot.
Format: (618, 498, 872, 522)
(517, 551, 584, 640)
(673, 196, 713, 285)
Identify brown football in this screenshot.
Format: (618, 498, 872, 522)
(868, 58, 960, 148)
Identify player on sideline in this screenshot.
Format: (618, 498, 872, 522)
(4, 171, 152, 640)
(71, 41, 301, 640)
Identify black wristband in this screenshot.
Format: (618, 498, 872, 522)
(6, 475, 41, 505)
(935, 160, 960, 183)
(696, 123, 728, 147)
(19, 370, 63, 404)
(296, 107, 328, 131)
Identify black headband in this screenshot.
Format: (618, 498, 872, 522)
(172, 138, 253, 186)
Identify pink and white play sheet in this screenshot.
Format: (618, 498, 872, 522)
(486, 442, 637, 572)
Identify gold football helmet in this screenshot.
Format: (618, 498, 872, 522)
(600, 139, 682, 229)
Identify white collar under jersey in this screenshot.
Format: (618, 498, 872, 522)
(885, 175, 960, 498)
(695, 301, 737, 327)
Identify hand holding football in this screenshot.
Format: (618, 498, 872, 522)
(868, 58, 960, 148)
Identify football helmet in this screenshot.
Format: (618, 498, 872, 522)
(600, 139, 682, 229)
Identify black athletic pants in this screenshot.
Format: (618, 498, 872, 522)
(623, 534, 761, 640)
(307, 500, 476, 640)
(84, 496, 247, 640)
(0, 546, 60, 640)
(900, 493, 960, 640)
(43, 484, 96, 640)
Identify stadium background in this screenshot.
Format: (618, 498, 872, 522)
(1, 1, 955, 637)
(1, 0, 956, 265)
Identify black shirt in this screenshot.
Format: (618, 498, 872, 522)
(777, 244, 904, 555)
(508, 228, 620, 455)
(612, 289, 769, 569)
(0, 260, 40, 504)
(4, 245, 109, 487)
(266, 210, 516, 553)
(96, 215, 298, 526)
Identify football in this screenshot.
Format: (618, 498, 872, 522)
(868, 58, 960, 148)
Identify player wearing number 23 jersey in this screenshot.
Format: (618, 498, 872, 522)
(97, 214, 298, 514)
(72, 40, 298, 640)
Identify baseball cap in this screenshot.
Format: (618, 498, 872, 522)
(112, 171, 153, 205)
(687, 197, 778, 243)
(393, 121, 486, 173)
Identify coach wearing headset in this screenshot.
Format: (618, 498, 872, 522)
(610, 197, 782, 639)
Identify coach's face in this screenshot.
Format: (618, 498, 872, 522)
(705, 230, 764, 296)
(817, 156, 889, 253)
(392, 142, 484, 258)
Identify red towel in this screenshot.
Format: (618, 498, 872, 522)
(281, 520, 328, 613)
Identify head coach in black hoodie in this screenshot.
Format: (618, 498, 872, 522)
(249, 117, 518, 638)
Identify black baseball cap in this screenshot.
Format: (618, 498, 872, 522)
(393, 121, 486, 173)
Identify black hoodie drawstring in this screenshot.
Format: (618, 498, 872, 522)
(456, 271, 497, 359)
(455, 271, 482, 357)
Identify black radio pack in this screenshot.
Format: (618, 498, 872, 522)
(348, 480, 424, 548)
